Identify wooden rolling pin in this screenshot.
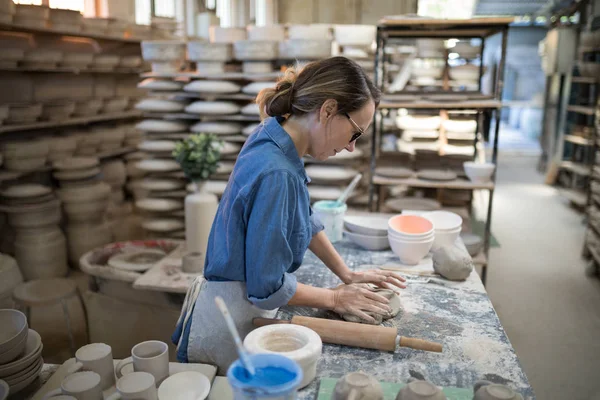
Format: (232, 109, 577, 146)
(253, 316, 442, 353)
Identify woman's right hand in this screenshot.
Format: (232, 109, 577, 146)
(331, 284, 391, 324)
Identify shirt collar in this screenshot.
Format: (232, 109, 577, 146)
(262, 116, 311, 184)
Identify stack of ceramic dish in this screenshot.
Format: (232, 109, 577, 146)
(93, 125, 126, 153)
(73, 129, 102, 157)
(387, 215, 435, 265)
(1, 139, 48, 172)
(423, 210, 462, 250)
(464, 162, 495, 183)
(0, 0, 15, 25)
(187, 40, 232, 74)
(0, 310, 43, 397)
(280, 24, 332, 61)
(384, 197, 441, 213)
(1, 184, 68, 280)
(141, 40, 186, 73)
(0, 254, 23, 308)
(100, 159, 127, 206)
(53, 156, 101, 188)
(47, 135, 78, 164)
(48, 8, 82, 32)
(449, 64, 482, 85)
(343, 215, 390, 251)
(14, 4, 48, 28)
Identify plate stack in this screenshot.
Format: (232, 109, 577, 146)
(0, 310, 43, 397)
(305, 165, 359, 203)
(0, 184, 68, 280)
(396, 114, 442, 170)
(0, 139, 48, 172)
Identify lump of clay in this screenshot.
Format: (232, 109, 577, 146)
(332, 371, 384, 400)
(432, 243, 474, 281)
(340, 285, 402, 325)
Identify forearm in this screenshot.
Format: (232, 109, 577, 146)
(308, 231, 353, 283)
(288, 282, 336, 309)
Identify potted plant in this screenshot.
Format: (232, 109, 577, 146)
(172, 133, 223, 273)
(173, 133, 224, 192)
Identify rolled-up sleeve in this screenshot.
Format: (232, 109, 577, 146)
(245, 171, 299, 310)
(309, 208, 324, 237)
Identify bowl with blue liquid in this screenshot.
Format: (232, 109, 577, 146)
(227, 353, 303, 400)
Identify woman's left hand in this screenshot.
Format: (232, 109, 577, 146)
(345, 269, 407, 290)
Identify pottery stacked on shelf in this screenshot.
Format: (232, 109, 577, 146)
(0, 184, 68, 280)
(0, 0, 15, 25)
(0, 254, 23, 308)
(281, 24, 333, 61)
(333, 24, 376, 77)
(0, 310, 44, 397)
(236, 25, 284, 74)
(0, 139, 48, 172)
(423, 210, 462, 250)
(396, 114, 442, 170)
(188, 38, 233, 75)
(141, 40, 186, 73)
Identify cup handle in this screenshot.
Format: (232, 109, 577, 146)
(42, 388, 63, 400)
(65, 361, 83, 376)
(115, 357, 133, 379)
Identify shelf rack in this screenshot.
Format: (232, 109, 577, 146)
(369, 17, 513, 285)
(0, 22, 143, 44)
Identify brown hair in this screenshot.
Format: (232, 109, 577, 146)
(256, 56, 381, 119)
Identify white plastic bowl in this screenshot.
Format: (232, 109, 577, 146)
(344, 230, 390, 251)
(464, 162, 495, 183)
(388, 235, 434, 265)
(423, 211, 462, 231)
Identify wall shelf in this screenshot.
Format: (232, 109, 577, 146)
(0, 111, 142, 134)
(0, 22, 142, 44)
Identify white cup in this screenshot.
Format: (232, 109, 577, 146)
(43, 371, 103, 400)
(114, 372, 158, 400)
(66, 343, 115, 390)
(115, 341, 169, 385)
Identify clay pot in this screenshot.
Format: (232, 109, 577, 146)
(6, 200, 62, 229)
(14, 228, 68, 280)
(100, 160, 126, 186)
(66, 222, 113, 266)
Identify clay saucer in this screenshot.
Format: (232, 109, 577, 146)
(375, 167, 413, 179)
(385, 197, 441, 212)
(305, 166, 358, 182)
(137, 140, 177, 153)
(135, 159, 181, 173)
(107, 249, 166, 272)
(138, 178, 186, 192)
(416, 169, 457, 181)
(135, 198, 183, 212)
(53, 157, 99, 171)
(0, 184, 52, 199)
(141, 218, 185, 232)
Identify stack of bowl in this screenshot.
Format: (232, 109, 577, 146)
(387, 215, 434, 265)
(1, 139, 48, 172)
(0, 310, 43, 397)
(1, 184, 68, 280)
(343, 215, 390, 251)
(422, 210, 462, 250)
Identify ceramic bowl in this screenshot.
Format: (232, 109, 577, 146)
(343, 216, 389, 237)
(332, 372, 383, 400)
(0, 379, 7, 400)
(463, 162, 495, 183)
(0, 330, 42, 378)
(396, 380, 447, 400)
(141, 40, 186, 62)
(430, 227, 461, 249)
(242, 61, 272, 74)
(135, 99, 186, 113)
(187, 41, 231, 62)
(449, 65, 482, 81)
(158, 371, 210, 400)
(344, 230, 390, 251)
(388, 215, 434, 237)
(0, 310, 28, 358)
(423, 211, 462, 231)
(388, 229, 434, 242)
(233, 40, 278, 61)
(460, 233, 482, 256)
(388, 235, 434, 265)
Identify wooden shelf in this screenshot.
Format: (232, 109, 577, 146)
(572, 76, 597, 84)
(559, 161, 591, 176)
(373, 175, 494, 190)
(378, 17, 514, 39)
(564, 134, 594, 146)
(379, 99, 501, 110)
(560, 188, 588, 207)
(567, 105, 596, 116)
(0, 111, 142, 134)
(0, 22, 142, 43)
(144, 112, 260, 122)
(0, 66, 144, 75)
(140, 71, 281, 81)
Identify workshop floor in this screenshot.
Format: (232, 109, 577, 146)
(483, 154, 600, 400)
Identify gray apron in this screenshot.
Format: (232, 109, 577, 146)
(188, 279, 278, 375)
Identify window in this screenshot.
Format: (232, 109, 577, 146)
(418, 0, 475, 19)
(13, 0, 84, 13)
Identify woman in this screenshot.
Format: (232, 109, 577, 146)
(173, 57, 407, 373)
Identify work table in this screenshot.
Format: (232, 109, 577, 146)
(279, 239, 534, 399)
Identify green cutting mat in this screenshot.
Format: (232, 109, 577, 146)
(316, 378, 473, 399)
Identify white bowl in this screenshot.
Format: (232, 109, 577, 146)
(388, 236, 434, 265)
(343, 216, 389, 237)
(423, 211, 462, 231)
(344, 230, 390, 251)
(461, 233, 482, 256)
(387, 215, 434, 239)
(388, 228, 434, 242)
(0, 310, 27, 356)
(158, 371, 210, 400)
(0, 330, 42, 378)
(431, 227, 461, 250)
(463, 162, 495, 183)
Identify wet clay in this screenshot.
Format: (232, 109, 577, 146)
(340, 286, 402, 325)
(432, 243, 473, 281)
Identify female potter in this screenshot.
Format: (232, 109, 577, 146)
(173, 57, 407, 373)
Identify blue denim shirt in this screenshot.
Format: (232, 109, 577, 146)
(203, 116, 324, 310)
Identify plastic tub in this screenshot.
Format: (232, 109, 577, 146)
(312, 200, 347, 243)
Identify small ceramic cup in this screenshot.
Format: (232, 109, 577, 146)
(473, 380, 524, 400)
(114, 372, 158, 400)
(42, 371, 103, 400)
(115, 341, 169, 386)
(333, 372, 384, 400)
(66, 343, 115, 390)
(396, 380, 447, 400)
(182, 252, 204, 273)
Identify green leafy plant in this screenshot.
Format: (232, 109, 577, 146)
(173, 133, 223, 183)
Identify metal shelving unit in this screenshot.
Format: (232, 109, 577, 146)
(369, 17, 513, 285)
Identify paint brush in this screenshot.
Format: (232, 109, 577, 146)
(335, 173, 363, 206)
(215, 296, 255, 376)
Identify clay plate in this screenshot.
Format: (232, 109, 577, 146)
(416, 169, 457, 181)
(107, 249, 166, 272)
(375, 167, 413, 179)
(385, 197, 441, 212)
(0, 184, 51, 199)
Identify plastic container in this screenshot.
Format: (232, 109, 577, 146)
(227, 354, 303, 400)
(312, 200, 347, 243)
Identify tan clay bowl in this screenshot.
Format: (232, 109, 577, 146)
(7, 202, 61, 228)
(0, 310, 28, 356)
(57, 182, 111, 203)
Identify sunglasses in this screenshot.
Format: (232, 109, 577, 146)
(344, 113, 364, 144)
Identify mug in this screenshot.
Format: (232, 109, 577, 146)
(115, 341, 169, 385)
(66, 343, 115, 390)
(43, 371, 103, 400)
(114, 372, 158, 400)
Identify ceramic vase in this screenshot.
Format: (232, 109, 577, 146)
(184, 181, 218, 273)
